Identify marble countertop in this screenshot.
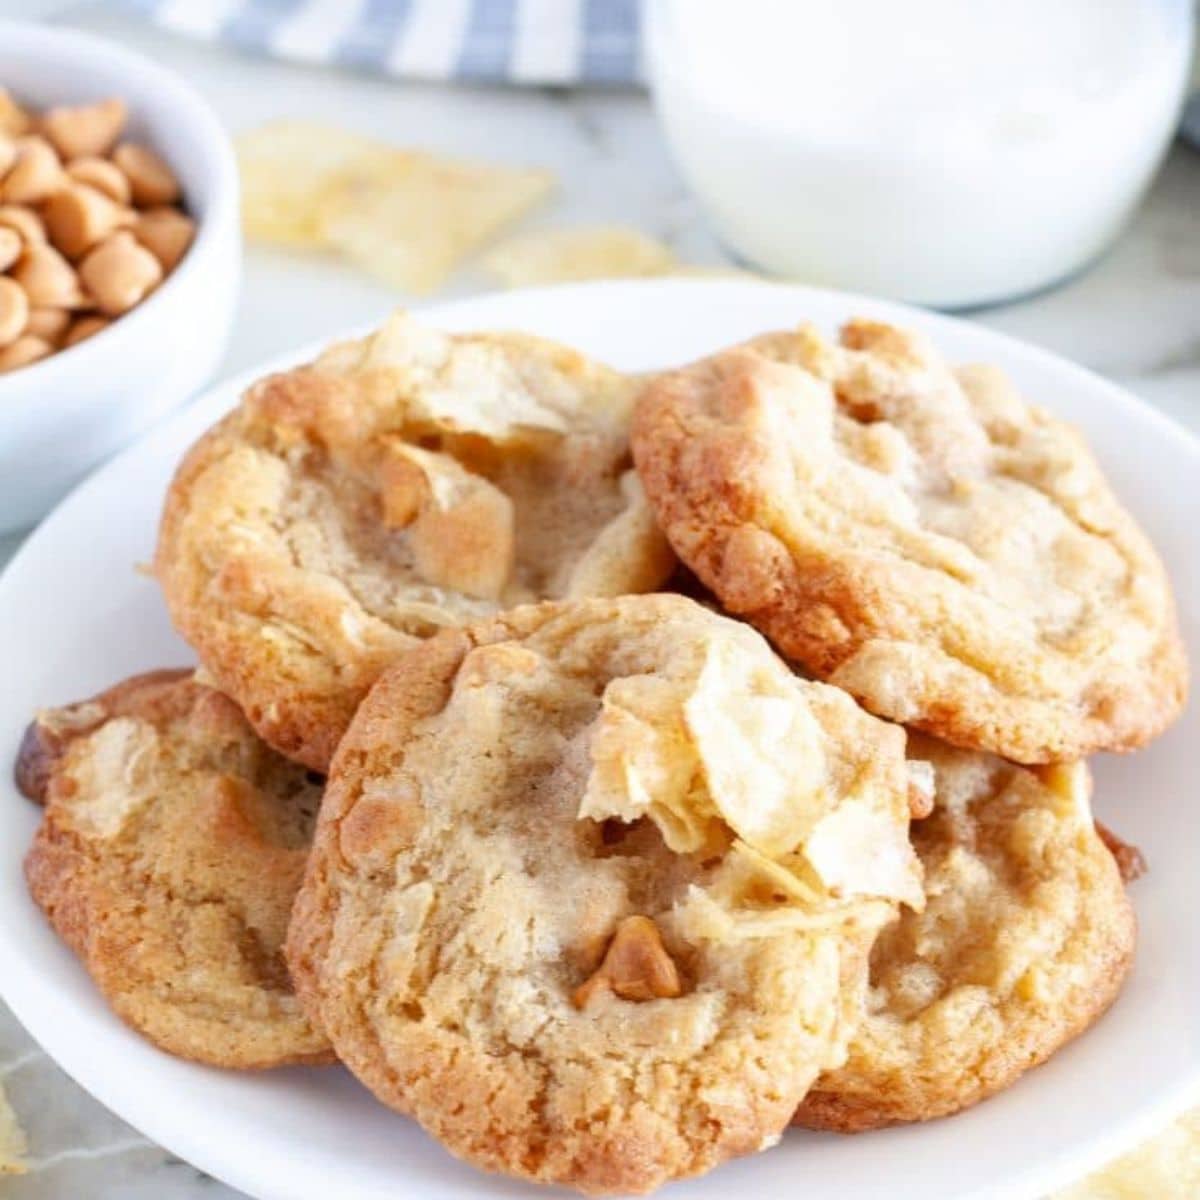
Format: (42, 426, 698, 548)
(0, 6, 1197, 1197)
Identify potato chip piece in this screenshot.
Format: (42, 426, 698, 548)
(579, 624, 921, 932)
(1052, 1106, 1200, 1200)
(318, 151, 554, 293)
(684, 638, 830, 858)
(481, 225, 675, 288)
(0, 1080, 27, 1175)
(235, 120, 384, 247)
(803, 801, 925, 906)
(579, 674, 715, 853)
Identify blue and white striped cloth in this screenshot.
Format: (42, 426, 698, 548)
(113, 0, 1200, 146)
(116, 0, 642, 85)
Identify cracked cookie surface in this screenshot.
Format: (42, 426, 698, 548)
(794, 736, 1136, 1132)
(17, 670, 331, 1069)
(287, 594, 921, 1194)
(156, 313, 675, 771)
(632, 319, 1186, 763)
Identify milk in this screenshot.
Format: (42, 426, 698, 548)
(647, 0, 1193, 308)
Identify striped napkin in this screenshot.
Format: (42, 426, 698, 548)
(116, 0, 642, 85)
(114, 0, 1200, 150)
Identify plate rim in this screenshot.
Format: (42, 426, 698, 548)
(0, 277, 1196, 1200)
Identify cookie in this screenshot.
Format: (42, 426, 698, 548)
(794, 736, 1136, 1132)
(157, 313, 676, 771)
(17, 669, 332, 1069)
(287, 594, 922, 1194)
(632, 319, 1187, 763)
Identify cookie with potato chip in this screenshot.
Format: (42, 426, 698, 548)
(156, 313, 675, 771)
(16, 670, 331, 1070)
(631, 318, 1187, 763)
(286, 595, 923, 1194)
(794, 736, 1137, 1132)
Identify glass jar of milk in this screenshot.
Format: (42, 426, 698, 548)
(646, 0, 1194, 309)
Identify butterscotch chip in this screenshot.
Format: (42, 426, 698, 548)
(156, 312, 676, 771)
(132, 206, 195, 271)
(24, 306, 71, 344)
(572, 915, 683, 1008)
(112, 141, 181, 207)
(1095, 820, 1147, 884)
(0, 223, 16, 273)
(0, 277, 28, 347)
(794, 737, 1136, 1132)
(67, 156, 132, 204)
(40, 97, 127, 160)
(632, 319, 1187, 763)
(1, 136, 64, 205)
(42, 183, 130, 260)
(18, 669, 332, 1069)
(287, 594, 921, 1194)
(0, 335, 50, 373)
(78, 230, 163, 315)
(11, 241, 84, 308)
(0, 205, 46, 246)
(62, 314, 110, 348)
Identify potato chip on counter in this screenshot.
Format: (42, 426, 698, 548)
(0, 1080, 27, 1175)
(235, 119, 554, 291)
(1050, 1105, 1200, 1200)
(236, 120, 386, 247)
(320, 151, 554, 292)
(481, 224, 675, 287)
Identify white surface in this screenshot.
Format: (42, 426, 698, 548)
(0, 6, 1196, 1196)
(647, 0, 1194, 307)
(0, 21, 240, 535)
(0, 279, 1197, 1200)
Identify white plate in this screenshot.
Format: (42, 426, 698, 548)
(0, 280, 1196, 1200)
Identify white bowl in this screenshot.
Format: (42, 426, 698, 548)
(0, 20, 239, 535)
(0, 280, 1196, 1200)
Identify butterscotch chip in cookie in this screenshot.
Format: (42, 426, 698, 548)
(287, 594, 922, 1194)
(18, 670, 331, 1069)
(632, 319, 1187, 763)
(794, 736, 1136, 1132)
(156, 312, 675, 771)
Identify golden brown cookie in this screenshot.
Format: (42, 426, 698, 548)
(793, 736, 1136, 1132)
(157, 313, 675, 771)
(287, 594, 922, 1194)
(632, 319, 1187, 763)
(17, 670, 332, 1070)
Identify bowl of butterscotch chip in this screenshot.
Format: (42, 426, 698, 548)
(0, 21, 238, 536)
